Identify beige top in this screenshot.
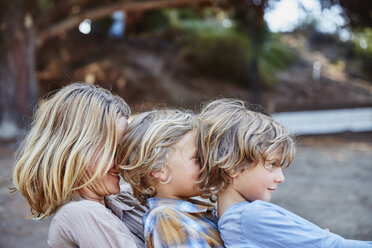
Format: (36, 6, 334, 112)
(47, 198, 139, 248)
(105, 183, 148, 247)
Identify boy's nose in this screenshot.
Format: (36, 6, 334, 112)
(274, 167, 285, 183)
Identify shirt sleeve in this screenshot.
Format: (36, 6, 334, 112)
(146, 212, 210, 248)
(239, 201, 372, 248)
(48, 201, 139, 248)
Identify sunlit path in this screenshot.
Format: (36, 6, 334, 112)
(273, 107, 372, 135)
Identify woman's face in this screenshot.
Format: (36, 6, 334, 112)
(78, 117, 128, 203)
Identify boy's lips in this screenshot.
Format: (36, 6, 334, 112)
(268, 188, 277, 191)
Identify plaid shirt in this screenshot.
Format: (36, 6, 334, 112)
(143, 198, 224, 248)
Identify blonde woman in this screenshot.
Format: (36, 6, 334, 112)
(12, 83, 146, 248)
(118, 109, 224, 248)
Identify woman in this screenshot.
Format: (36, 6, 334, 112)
(12, 83, 145, 248)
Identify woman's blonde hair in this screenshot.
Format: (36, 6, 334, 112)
(196, 98, 296, 198)
(12, 83, 130, 219)
(118, 109, 194, 204)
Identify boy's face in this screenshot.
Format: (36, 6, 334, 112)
(165, 130, 201, 200)
(231, 149, 285, 202)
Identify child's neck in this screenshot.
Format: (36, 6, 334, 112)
(154, 190, 188, 201)
(217, 187, 246, 219)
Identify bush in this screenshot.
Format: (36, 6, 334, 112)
(353, 28, 372, 80)
(178, 24, 295, 88)
(129, 8, 296, 88)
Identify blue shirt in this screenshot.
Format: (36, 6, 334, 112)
(218, 200, 372, 248)
(143, 198, 224, 248)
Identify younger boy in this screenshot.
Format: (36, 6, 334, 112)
(196, 98, 372, 248)
(118, 109, 224, 248)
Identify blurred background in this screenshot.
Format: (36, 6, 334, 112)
(0, 0, 371, 247)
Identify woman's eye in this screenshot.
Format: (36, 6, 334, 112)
(193, 155, 200, 163)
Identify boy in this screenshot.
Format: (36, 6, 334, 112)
(118, 109, 224, 248)
(196, 98, 372, 248)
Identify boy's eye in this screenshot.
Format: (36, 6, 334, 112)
(264, 161, 277, 170)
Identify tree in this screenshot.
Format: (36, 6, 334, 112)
(0, 0, 38, 140)
(228, 0, 269, 105)
(320, 0, 372, 29)
(0, 0, 210, 140)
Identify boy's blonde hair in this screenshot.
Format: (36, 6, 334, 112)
(196, 98, 295, 198)
(118, 109, 194, 204)
(12, 83, 130, 219)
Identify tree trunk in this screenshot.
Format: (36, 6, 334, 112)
(231, 0, 266, 105)
(0, 0, 38, 140)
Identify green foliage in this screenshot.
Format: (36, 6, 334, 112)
(179, 27, 252, 84)
(354, 28, 372, 55)
(129, 7, 204, 36)
(38, 0, 54, 12)
(353, 28, 372, 79)
(131, 8, 296, 88)
(259, 34, 296, 88)
(177, 23, 295, 88)
(130, 10, 173, 35)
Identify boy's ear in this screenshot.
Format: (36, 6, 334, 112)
(228, 170, 241, 178)
(150, 168, 170, 183)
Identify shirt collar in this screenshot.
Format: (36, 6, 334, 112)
(147, 197, 215, 214)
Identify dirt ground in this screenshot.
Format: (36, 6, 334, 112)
(272, 133, 372, 241)
(1, 132, 371, 247)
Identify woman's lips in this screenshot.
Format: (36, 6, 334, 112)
(109, 171, 120, 178)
